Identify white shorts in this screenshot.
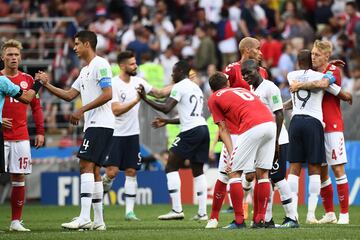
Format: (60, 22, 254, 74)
(324, 132, 347, 166)
(230, 122, 276, 173)
(4, 140, 32, 174)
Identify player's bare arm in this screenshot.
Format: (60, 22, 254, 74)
(15, 72, 47, 104)
(137, 84, 177, 114)
(148, 84, 173, 98)
(70, 86, 112, 125)
(111, 92, 141, 116)
(289, 78, 331, 93)
(273, 109, 284, 159)
(337, 90, 353, 105)
(217, 121, 233, 160)
(283, 99, 293, 110)
(40, 70, 80, 102)
(151, 117, 180, 128)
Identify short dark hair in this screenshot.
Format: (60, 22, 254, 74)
(297, 49, 312, 69)
(209, 72, 228, 91)
(74, 30, 97, 51)
(242, 59, 259, 71)
(175, 60, 191, 76)
(117, 50, 135, 64)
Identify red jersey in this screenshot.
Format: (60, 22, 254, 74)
(222, 61, 268, 89)
(208, 87, 274, 135)
(322, 64, 344, 132)
(1, 71, 44, 140)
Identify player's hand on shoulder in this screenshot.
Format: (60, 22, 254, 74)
(151, 117, 167, 128)
(329, 59, 345, 68)
(2, 118, 12, 129)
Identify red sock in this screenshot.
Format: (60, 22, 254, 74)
(337, 182, 349, 214)
(255, 180, 270, 223)
(252, 179, 258, 222)
(11, 183, 25, 221)
(229, 180, 244, 224)
(210, 179, 227, 220)
(320, 183, 334, 213)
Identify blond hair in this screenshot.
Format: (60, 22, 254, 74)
(1, 39, 23, 53)
(313, 40, 332, 54)
(238, 37, 259, 54)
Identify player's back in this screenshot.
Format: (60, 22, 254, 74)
(170, 78, 207, 132)
(209, 87, 273, 134)
(287, 69, 325, 123)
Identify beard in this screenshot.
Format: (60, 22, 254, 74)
(126, 69, 137, 76)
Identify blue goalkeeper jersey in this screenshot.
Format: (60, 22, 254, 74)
(0, 76, 21, 123)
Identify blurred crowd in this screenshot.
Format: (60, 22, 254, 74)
(1, 0, 360, 142)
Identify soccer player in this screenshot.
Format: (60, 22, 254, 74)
(41, 30, 114, 230)
(207, 36, 267, 226)
(290, 40, 352, 224)
(138, 60, 209, 221)
(0, 39, 45, 232)
(242, 59, 298, 228)
(207, 71, 275, 229)
(102, 50, 171, 221)
(286, 50, 338, 224)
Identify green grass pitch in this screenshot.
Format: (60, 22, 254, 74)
(0, 204, 359, 240)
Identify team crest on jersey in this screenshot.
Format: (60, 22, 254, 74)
(20, 81, 28, 89)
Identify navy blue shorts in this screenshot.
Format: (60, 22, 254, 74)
(77, 127, 114, 166)
(103, 135, 141, 170)
(170, 125, 210, 164)
(288, 115, 325, 164)
(270, 143, 288, 183)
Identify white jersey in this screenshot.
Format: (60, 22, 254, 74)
(112, 76, 152, 136)
(254, 80, 289, 145)
(287, 69, 326, 123)
(170, 78, 207, 132)
(72, 56, 115, 131)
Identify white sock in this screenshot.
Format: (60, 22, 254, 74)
(194, 174, 207, 216)
(265, 186, 274, 222)
(226, 183, 233, 207)
(79, 173, 94, 221)
(307, 174, 321, 219)
(287, 174, 299, 219)
(335, 175, 348, 185)
(276, 179, 297, 220)
(92, 181, 104, 224)
(167, 172, 182, 212)
(125, 176, 137, 214)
